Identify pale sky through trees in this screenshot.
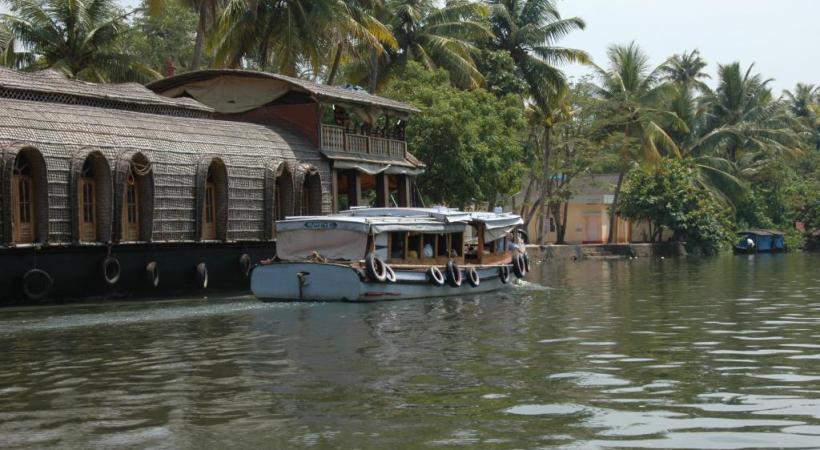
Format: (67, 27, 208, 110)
(557, 0, 819, 94)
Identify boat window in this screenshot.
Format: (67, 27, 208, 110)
(390, 232, 406, 259)
(451, 233, 463, 256)
(437, 233, 448, 257)
(407, 233, 421, 259)
(422, 234, 436, 258)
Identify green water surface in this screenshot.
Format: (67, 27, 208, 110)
(1, 253, 819, 449)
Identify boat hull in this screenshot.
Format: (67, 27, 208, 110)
(250, 262, 512, 302)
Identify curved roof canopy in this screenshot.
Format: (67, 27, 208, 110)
(147, 69, 420, 116)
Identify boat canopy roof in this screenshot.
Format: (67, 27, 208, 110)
(737, 229, 784, 236)
(275, 208, 523, 261)
(338, 207, 524, 229)
(276, 215, 467, 234)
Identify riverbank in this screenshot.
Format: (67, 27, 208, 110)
(525, 242, 685, 261)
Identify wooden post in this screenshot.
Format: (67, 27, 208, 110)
(376, 173, 387, 207)
(330, 169, 339, 213)
(397, 175, 409, 207)
(347, 171, 359, 207)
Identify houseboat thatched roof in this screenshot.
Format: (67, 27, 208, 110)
(146, 69, 420, 115)
(0, 67, 212, 117)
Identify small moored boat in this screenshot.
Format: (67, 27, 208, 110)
(733, 229, 786, 254)
(251, 208, 529, 301)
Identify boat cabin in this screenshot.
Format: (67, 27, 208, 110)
(275, 208, 524, 266)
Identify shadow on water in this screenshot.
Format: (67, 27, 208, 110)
(0, 253, 819, 449)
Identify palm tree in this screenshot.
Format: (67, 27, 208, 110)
(591, 42, 685, 242)
(1, 0, 160, 82)
(694, 63, 804, 164)
(660, 50, 710, 94)
(784, 83, 818, 118)
(660, 50, 710, 151)
(489, 0, 589, 111)
(187, 0, 223, 70)
(211, 0, 394, 82)
(487, 0, 587, 241)
(346, 0, 489, 91)
(675, 63, 806, 209)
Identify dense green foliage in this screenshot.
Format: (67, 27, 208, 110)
(618, 159, 734, 254)
(382, 63, 525, 208)
(117, 0, 199, 75)
(0, 0, 817, 250)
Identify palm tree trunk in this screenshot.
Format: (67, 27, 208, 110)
(549, 202, 561, 244)
(607, 170, 625, 244)
(369, 49, 379, 93)
(327, 43, 344, 85)
(538, 126, 553, 244)
(559, 201, 569, 244)
(191, 3, 207, 70)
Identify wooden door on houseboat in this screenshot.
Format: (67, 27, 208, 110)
(11, 175, 34, 243)
(79, 177, 97, 241)
(122, 174, 139, 240)
(202, 182, 216, 240)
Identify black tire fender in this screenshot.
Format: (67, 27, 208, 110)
(196, 262, 208, 289)
(512, 253, 526, 279)
(499, 265, 511, 284)
(101, 256, 121, 285)
(146, 261, 160, 288)
(446, 260, 462, 287)
(22, 268, 53, 301)
(427, 266, 445, 286)
(467, 267, 480, 288)
(515, 228, 529, 244)
(384, 264, 397, 283)
(365, 252, 387, 282)
(239, 253, 252, 277)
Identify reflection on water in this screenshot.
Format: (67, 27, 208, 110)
(0, 253, 819, 449)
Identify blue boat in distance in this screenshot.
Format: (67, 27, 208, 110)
(734, 229, 786, 254)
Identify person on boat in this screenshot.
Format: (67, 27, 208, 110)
(423, 243, 434, 258)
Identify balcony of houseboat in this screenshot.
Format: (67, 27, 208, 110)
(320, 124, 407, 160)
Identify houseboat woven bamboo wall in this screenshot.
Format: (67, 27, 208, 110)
(0, 95, 330, 245)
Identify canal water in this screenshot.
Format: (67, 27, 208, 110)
(1, 253, 819, 449)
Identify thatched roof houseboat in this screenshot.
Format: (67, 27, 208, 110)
(0, 67, 423, 302)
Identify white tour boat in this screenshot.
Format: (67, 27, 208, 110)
(250, 208, 529, 301)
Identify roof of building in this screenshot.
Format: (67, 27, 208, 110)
(0, 67, 213, 116)
(146, 69, 420, 114)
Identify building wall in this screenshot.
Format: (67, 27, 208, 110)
(523, 202, 662, 245)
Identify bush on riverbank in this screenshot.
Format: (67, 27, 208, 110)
(618, 159, 735, 255)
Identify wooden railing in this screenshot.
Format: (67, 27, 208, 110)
(320, 124, 407, 159)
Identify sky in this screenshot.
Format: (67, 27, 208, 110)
(555, 0, 820, 94)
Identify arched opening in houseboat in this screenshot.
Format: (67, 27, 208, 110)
(299, 166, 322, 216)
(118, 152, 154, 242)
(275, 163, 293, 221)
(6, 147, 48, 244)
(198, 158, 228, 241)
(75, 151, 112, 243)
